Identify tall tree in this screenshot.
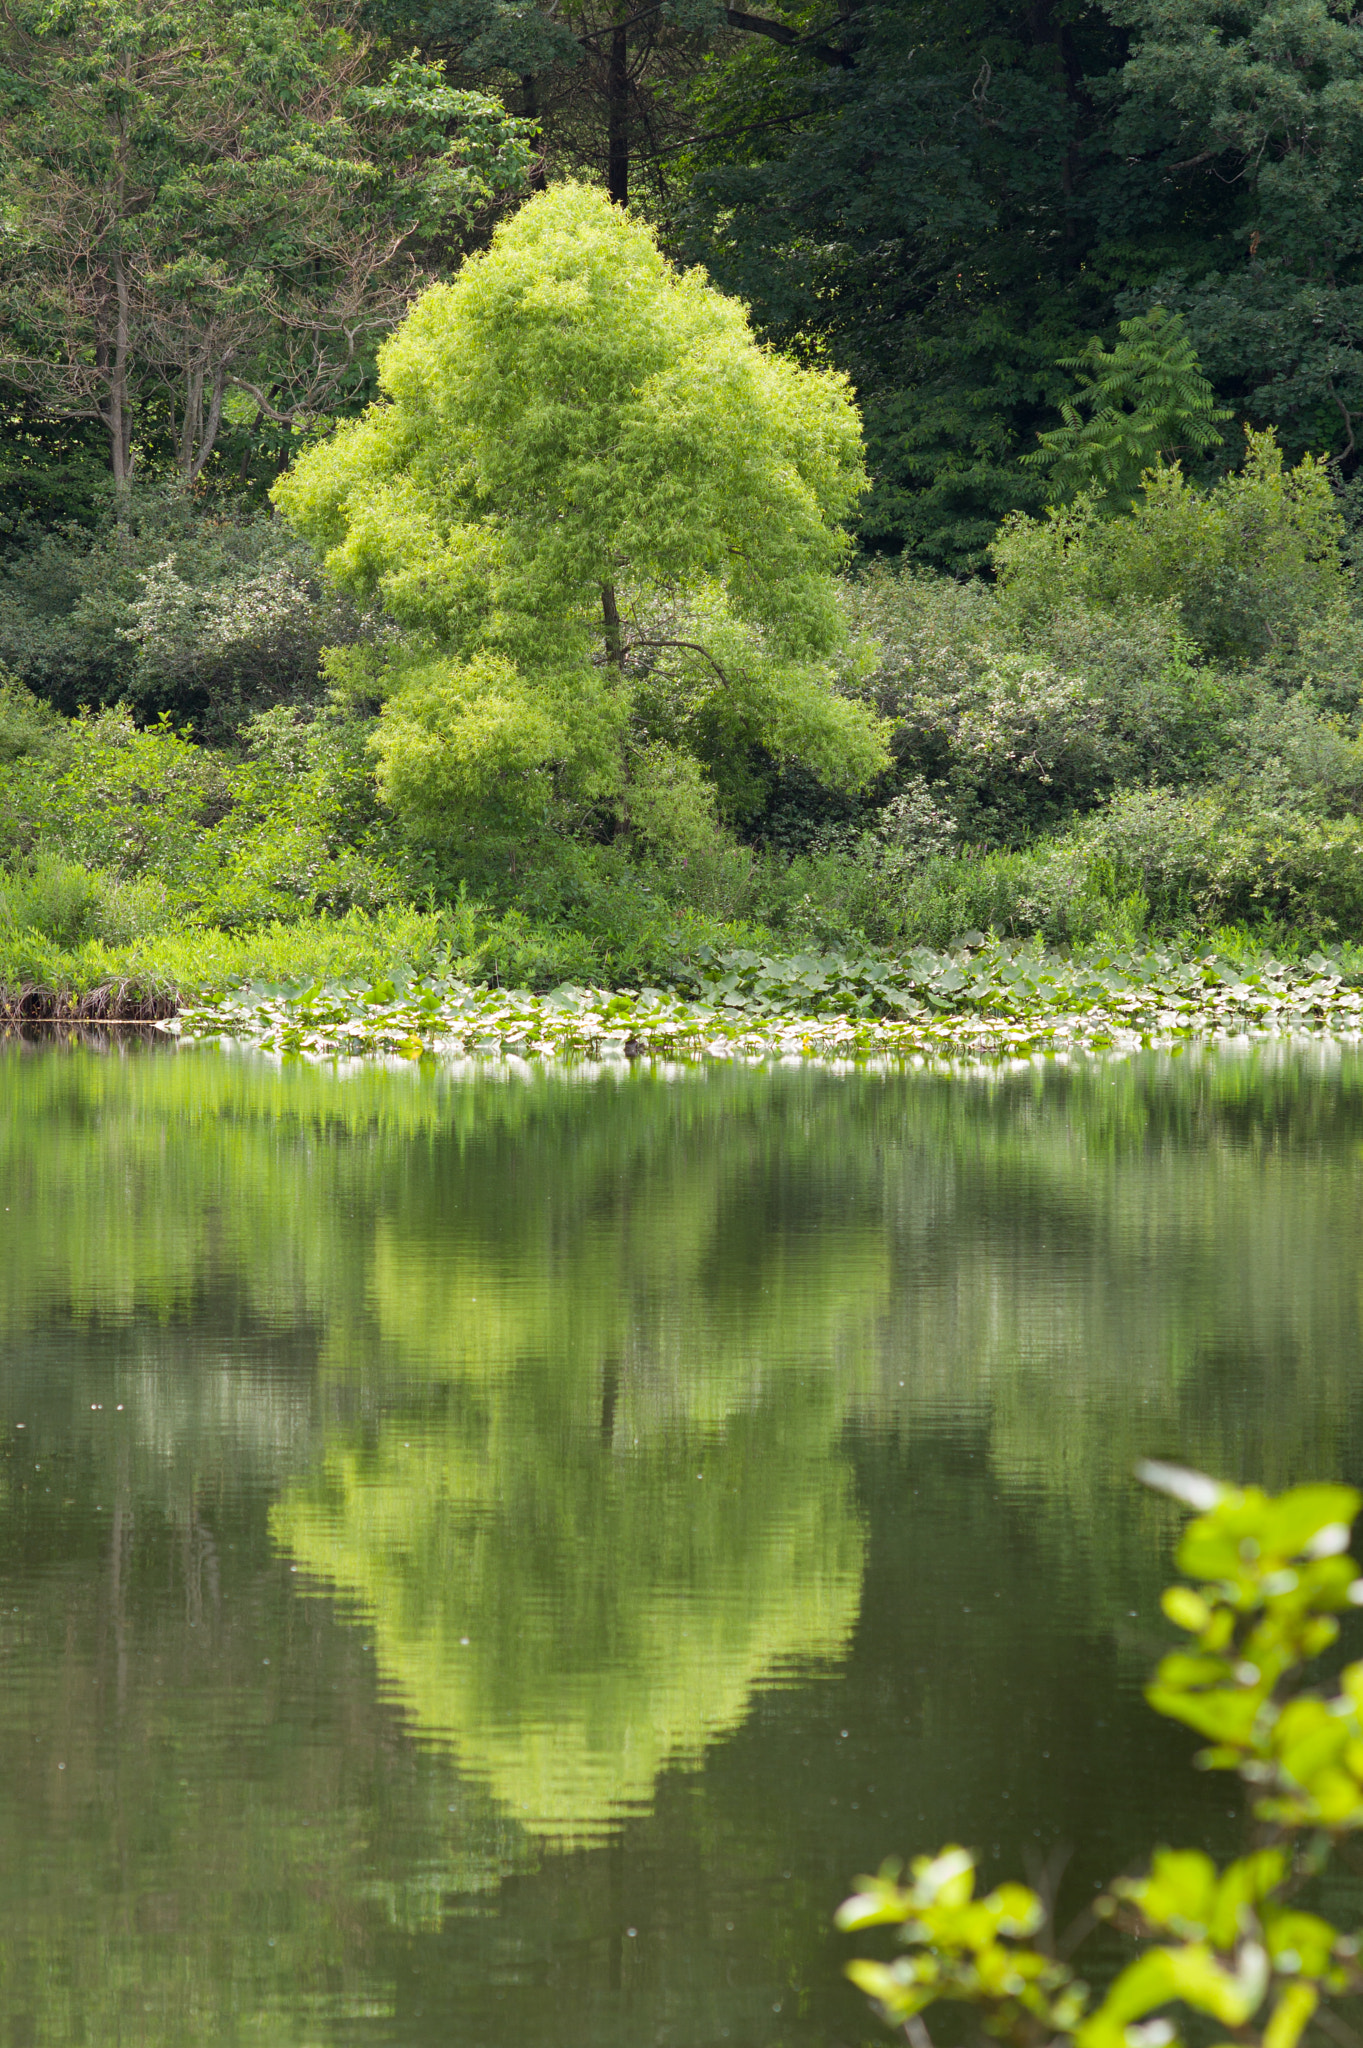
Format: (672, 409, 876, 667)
(1109, 0, 1363, 475)
(362, 0, 735, 212)
(274, 181, 885, 844)
(0, 0, 535, 493)
(675, 0, 1143, 564)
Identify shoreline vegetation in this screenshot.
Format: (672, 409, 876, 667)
(9, 917, 1363, 1064)
(169, 948, 1363, 1062)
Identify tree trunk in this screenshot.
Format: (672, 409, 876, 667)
(190, 364, 227, 482)
(179, 365, 202, 479)
(1027, 0, 1086, 272)
(607, 12, 628, 205)
(522, 75, 547, 190)
(602, 581, 624, 665)
(106, 130, 136, 508)
(108, 244, 134, 501)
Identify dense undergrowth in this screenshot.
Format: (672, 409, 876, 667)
(6, 429, 1363, 1038)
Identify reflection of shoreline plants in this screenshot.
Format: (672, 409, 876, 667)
(839, 1466, 1363, 2048)
(6, 1042, 1360, 1511)
(12, 1049, 1363, 2036)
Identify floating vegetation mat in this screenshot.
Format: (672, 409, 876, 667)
(173, 945, 1363, 1063)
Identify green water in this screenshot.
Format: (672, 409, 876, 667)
(2, 1038, 1362, 2046)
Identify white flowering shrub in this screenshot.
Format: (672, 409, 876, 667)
(0, 490, 362, 740)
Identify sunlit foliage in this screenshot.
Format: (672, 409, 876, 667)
(274, 181, 886, 847)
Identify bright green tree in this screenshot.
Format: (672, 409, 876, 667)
(273, 180, 886, 848)
(839, 1464, 1363, 2048)
(1025, 310, 1231, 510)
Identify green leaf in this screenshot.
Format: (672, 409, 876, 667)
(1162, 1587, 1212, 1634)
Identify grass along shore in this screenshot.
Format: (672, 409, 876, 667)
(9, 906, 1363, 1062)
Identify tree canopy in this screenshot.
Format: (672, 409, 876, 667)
(0, 0, 534, 493)
(674, 0, 1363, 564)
(8, 0, 1363, 557)
(275, 180, 886, 846)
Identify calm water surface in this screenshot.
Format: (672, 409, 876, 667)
(2, 1039, 1363, 2046)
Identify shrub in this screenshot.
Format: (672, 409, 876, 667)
(0, 489, 360, 739)
(0, 851, 173, 949)
(834, 564, 1240, 852)
(0, 672, 67, 764)
(0, 904, 464, 1006)
(1228, 691, 1363, 815)
(1073, 790, 1363, 941)
(880, 842, 1139, 951)
(833, 794, 1363, 951)
(995, 429, 1350, 669)
(1023, 305, 1230, 508)
(1248, 605, 1363, 719)
(0, 700, 401, 928)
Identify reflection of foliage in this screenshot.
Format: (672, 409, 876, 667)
(272, 1380, 865, 1840)
(0, 1511, 534, 2047)
(4, 1043, 1363, 1512)
(840, 1470, 1363, 2048)
(5, 1047, 1363, 2040)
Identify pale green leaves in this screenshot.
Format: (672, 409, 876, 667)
(1077, 1939, 1270, 2048)
(1145, 1477, 1363, 1797)
(1113, 1847, 1287, 1950)
(1075, 1842, 1346, 2048)
(996, 429, 1348, 668)
(835, 1848, 1083, 2034)
(275, 181, 885, 843)
(839, 1468, 1363, 2048)
(373, 654, 569, 837)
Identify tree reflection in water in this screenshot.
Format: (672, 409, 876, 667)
(2, 1042, 1363, 2045)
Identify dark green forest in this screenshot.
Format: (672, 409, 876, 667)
(6, 0, 1363, 1005)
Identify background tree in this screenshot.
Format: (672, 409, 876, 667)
(362, 0, 822, 219)
(274, 180, 886, 851)
(1108, 0, 1363, 468)
(0, 0, 535, 495)
(674, 0, 1363, 564)
(675, 0, 1143, 565)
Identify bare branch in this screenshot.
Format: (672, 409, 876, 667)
(626, 635, 736, 688)
(721, 6, 855, 65)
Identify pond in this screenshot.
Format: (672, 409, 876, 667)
(2, 1038, 1362, 2047)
